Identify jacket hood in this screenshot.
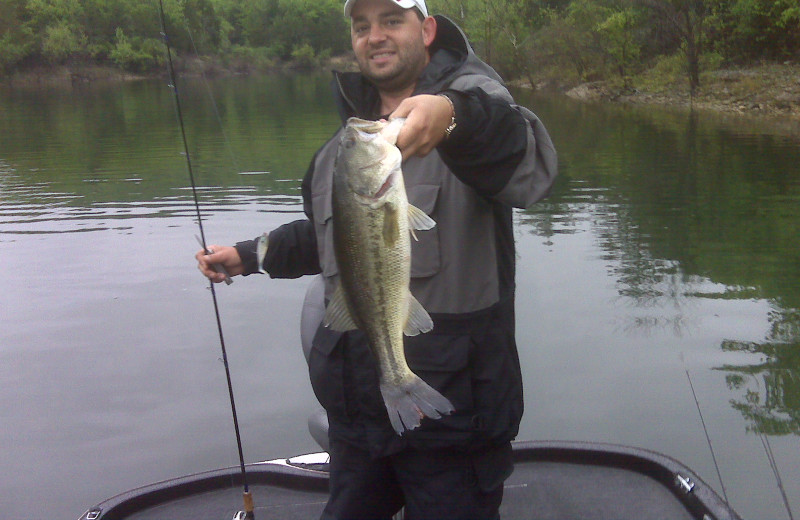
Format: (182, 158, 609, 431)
(332, 16, 503, 121)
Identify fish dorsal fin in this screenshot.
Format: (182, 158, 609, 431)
(324, 283, 358, 332)
(407, 204, 436, 241)
(404, 292, 433, 336)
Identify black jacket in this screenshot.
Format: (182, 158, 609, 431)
(236, 16, 557, 455)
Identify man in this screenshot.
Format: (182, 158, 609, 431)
(196, 0, 557, 517)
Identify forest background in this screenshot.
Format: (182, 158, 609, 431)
(1, 0, 799, 115)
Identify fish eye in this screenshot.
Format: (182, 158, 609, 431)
(344, 138, 356, 149)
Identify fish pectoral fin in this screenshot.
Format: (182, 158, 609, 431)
(323, 284, 358, 332)
(407, 204, 435, 242)
(383, 204, 400, 246)
(404, 293, 433, 336)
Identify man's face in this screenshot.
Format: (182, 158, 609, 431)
(350, 0, 435, 93)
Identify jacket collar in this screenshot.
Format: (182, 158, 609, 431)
(332, 15, 473, 121)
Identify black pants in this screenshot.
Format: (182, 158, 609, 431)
(320, 439, 513, 520)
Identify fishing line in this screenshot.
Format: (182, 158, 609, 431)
(157, 1, 254, 518)
(182, 24, 243, 176)
(759, 432, 794, 520)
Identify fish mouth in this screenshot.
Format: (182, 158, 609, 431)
(348, 119, 385, 135)
(356, 129, 381, 141)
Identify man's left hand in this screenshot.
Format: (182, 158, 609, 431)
(390, 94, 453, 161)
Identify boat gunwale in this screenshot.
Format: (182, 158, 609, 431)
(79, 459, 329, 520)
(511, 440, 741, 520)
(79, 440, 742, 520)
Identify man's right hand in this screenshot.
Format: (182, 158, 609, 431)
(391, 94, 455, 160)
(195, 245, 245, 283)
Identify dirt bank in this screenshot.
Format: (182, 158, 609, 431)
(559, 62, 800, 121)
(1, 64, 148, 87)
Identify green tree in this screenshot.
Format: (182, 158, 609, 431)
(109, 27, 162, 72)
(182, 0, 222, 53)
(434, 0, 553, 79)
(41, 20, 86, 63)
(488, 0, 549, 85)
(637, 0, 709, 94)
(534, 0, 613, 81)
(268, 0, 348, 59)
(77, 0, 127, 58)
(0, 0, 36, 73)
(207, 0, 242, 49)
(597, 7, 641, 85)
(237, 0, 280, 48)
(3, 0, 798, 81)
(432, 0, 498, 64)
(711, 0, 800, 60)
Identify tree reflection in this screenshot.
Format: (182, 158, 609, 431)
(514, 92, 800, 441)
(719, 308, 800, 436)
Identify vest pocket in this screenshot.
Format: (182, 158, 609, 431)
(404, 333, 473, 413)
(407, 184, 441, 278)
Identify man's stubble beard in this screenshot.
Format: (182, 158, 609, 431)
(358, 38, 429, 94)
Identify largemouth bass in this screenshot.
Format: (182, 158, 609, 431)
(324, 117, 455, 434)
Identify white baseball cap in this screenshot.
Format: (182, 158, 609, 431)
(344, 0, 428, 18)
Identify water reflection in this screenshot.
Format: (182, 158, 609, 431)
(1, 75, 799, 517)
(0, 74, 330, 235)
(722, 307, 800, 436)
(516, 90, 800, 441)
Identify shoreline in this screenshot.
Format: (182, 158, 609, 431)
(1, 64, 150, 86)
(560, 76, 800, 120)
(524, 62, 800, 124)
(4, 61, 799, 127)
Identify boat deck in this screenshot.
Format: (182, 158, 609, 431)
(82, 441, 740, 520)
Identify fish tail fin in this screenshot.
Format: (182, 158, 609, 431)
(380, 376, 455, 435)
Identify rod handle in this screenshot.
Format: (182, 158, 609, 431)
(196, 234, 233, 285)
(243, 491, 255, 518)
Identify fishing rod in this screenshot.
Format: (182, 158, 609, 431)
(157, 1, 254, 518)
(750, 374, 795, 520)
(680, 353, 729, 506)
(758, 421, 795, 520)
(684, 366, 729, 504)
(683, 356, 795, 520)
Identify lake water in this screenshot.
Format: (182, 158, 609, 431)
(1, 73, 798, 519)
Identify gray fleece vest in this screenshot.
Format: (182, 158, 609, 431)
(311, 84, 555, 315)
